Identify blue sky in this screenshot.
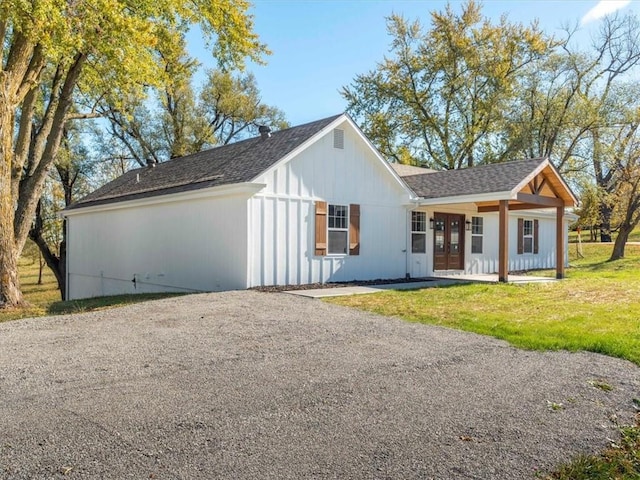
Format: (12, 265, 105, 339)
(190, 1, 639, 126)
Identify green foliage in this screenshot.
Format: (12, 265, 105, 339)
(1, 0, 269, 307)
(341, 0, 553, 168)
(97, 66, 289, 169)
(327, 244, 640, 366)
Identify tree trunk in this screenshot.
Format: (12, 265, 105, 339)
(599, 202, 613, 243)
(0, 93, 26, 307)
(29, 202, 65, 299)
(610, 222, 633, 260)
(38, 250, 43, 285)
(0, 241, 24, 308)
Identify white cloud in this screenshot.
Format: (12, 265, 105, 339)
(581, 0, 632, 25)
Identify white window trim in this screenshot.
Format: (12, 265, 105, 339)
(471, 216, 483, 254)
(411, 211, 427, 254)
(327, 204, 349, 256)
(523, 219, 534, 254)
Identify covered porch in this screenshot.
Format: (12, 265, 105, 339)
(398, 158, 578, 282)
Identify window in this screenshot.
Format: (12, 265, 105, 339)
(523, 219, 534, 253)
(328, 204, 349, 254)
(411, 211, 427, 253)
(518, 218, 538, 255)
(471, 216, 483, 254)
(315, 202, 360, 256)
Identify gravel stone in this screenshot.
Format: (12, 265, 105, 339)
(0, 290, 638, 479)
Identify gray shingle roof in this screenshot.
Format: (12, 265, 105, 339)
(402, 158, 547, 199)
(68, 114, 342, 209)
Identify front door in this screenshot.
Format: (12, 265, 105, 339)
(434, 213, 465, 270)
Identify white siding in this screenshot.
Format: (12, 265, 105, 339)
(249, 121, 410, 286)
(415, 206, 572, 276)
(67, 194, 249, 300)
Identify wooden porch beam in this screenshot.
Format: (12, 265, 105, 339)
(516, 192, 564, 207)
(556, 206, 565, 279)
(498, 200, 509, 283)
(537, 177, 548, 194)
(478, 203, 541, 213)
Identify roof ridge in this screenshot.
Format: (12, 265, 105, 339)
(401, 158, 547, 179)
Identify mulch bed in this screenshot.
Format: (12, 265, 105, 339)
(251, 277, 434, 293)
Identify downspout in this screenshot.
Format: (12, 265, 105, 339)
(64, 216, 70, 301)
(406, 197, 421, 278)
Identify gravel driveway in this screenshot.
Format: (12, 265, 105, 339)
(1, 291, 638, 479)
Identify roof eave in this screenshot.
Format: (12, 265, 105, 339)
(414, 191, 513, 206)
(63, 182, 265, 216)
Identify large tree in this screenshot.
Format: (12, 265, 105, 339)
(99, 67, 289, 169)
(341, 0, 553, 169)
(504, 14, 640, 243)
(0, 0, 267, 308)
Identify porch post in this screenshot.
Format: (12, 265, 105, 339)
(556, 206, 565, 279)
(498, 200, 509, 282)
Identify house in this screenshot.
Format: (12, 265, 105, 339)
(63, 113, 577, 300)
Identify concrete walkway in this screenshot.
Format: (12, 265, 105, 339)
(285, 274, 555, 298)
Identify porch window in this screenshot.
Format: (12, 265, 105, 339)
(411, 211, 427, 253)
(471, 216, 483, 254)
(328, 204, 349, 254)
(518, 218, 539, 254)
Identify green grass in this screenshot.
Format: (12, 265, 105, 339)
(328, 243, 640, 365)
(0, 258, 184, 323)
(539, 415, 640, 480)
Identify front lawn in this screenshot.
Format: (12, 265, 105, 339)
(327, 243, 640, 366)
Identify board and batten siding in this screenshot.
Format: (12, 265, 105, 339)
(66, 193, 249, 300)
(410, 206, 571, 276)
(248, 123, 410, 286)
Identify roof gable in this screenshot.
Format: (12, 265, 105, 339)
(253, 114, 412, 197)
(68, 114, 343, 210)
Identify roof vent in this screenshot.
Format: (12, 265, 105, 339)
(333, 128, 344, 149)
(258, 125, 271, 139)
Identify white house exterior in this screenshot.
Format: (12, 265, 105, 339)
(63, 114, 577, 300)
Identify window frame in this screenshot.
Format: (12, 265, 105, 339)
(470, 216, 483, 254)
(327, 203, 349, 255)
(411, 211, 427, 254)
(522, 219, 534, 254)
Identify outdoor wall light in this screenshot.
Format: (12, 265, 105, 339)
(429, 217, 435, 229)
(465, 220, 472, 231)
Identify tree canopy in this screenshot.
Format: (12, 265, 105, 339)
(342, 0, 640, 258)
(0, 0, 268, 307)
(341, 1, 553, 169)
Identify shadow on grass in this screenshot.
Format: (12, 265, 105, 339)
(47, 292, 189, 316)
